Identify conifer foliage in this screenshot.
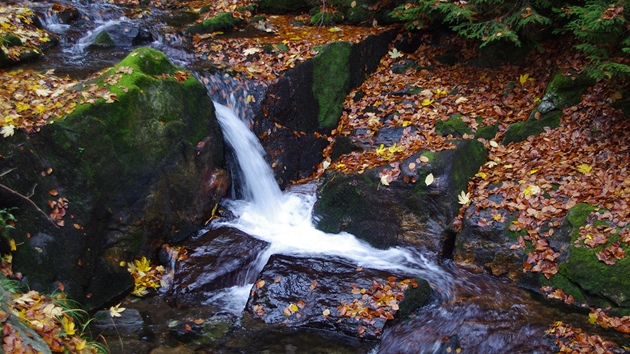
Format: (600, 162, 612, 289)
(392, 0, 629, 80)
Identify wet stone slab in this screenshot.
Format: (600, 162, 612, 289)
(167, 226, 270, 307)
(244, 254, 431, 340)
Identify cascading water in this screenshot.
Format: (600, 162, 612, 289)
(209, 98, 458, 312)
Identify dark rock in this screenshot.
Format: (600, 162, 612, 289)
(244, 254, 431, 340)
(92, 308, 145, 335)
(0, 48, 228, 310)
(255, 30, 397, 185)
(390, 59, 421, 74)
(167, 227, 270, 307)
(132, 27, 154, 46)
(435, 115, 472, 138)
(314, 139, 487, 252)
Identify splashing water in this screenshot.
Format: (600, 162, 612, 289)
(211, 102, 458, 314)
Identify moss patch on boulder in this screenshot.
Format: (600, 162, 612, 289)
(185, 12, 245, 35)
(435, 115, 472, 138)
(559, 203, 630, 309)
(312, 42, 352, 129)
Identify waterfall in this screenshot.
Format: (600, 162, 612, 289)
(211, 102, 457, 304)
(214, 102, 284, 220)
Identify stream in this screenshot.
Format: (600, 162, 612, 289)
(6, 1, 623, 353)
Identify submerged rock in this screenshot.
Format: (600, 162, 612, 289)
(167, 227, 270, 308)
(244, 254, 431, 340)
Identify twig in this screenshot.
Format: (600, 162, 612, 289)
(0, 168, 16, 178)
(0, 183, 59, 228)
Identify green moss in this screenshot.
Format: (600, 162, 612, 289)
(558, 203, 630, 308)
(450, 139, 487, 192)
(93, 31, 115, 47)
(435, 115, 473, 138)
(474, 123, 498, 140)
(310, 11, 344, 25)
(502, 110, 561, 145)
(540, 273, 586, 303)
(544, 71, 595, 109)
(398, 277, 431, 317)
(1, 34, 22, 47)
(312, 42, 352, 129)
(186, 12, 244, 35)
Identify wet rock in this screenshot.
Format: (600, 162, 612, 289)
(503, 70, 595, 144)
(255, 30, 397, 185)
(167, 227, 270, 307)
(93, 31, 115, 47)
(92, 308, 145, 335)
(314, 139, 487, 252)
(0, 48, 228, 310)
(245, 254, 430, 340)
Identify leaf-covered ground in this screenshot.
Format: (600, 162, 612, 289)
(1, 1, 630, 353)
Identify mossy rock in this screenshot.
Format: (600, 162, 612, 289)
(1, 34, 22, 47)
(1, 47, 227, 310)
(314, 139, 486, 251)
(398, 277, 431, 317)
(474, 122, 499, 140)
(503, 70, 595, 144)
(310, 11, 344, 25)
(502, 110, 561, 145)
(559, 203, 630, 308)
(312, 42, 352, 129)
(435, 115, 472, 138)
(93, 31, 115, 47)
(185, 12, 245, 35)
(257, 0, 313, 14)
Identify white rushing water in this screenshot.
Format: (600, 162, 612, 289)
(210, 101, 456, 312)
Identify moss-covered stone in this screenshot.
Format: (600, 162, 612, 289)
(2, 47, 227, 311)
(474, 122, 499, 140)
(502, 70, 595, 144)
(312, 42, 352, 129)
(310, 11, 344, 25)
(435, 115, 472, 138)
(398, 277, 431, 317)
(1, 34, 22, 47)
(559, 203, 630, 308)
(185, 12, 245, 35)
(93, 31, 115, 47)
(502, 110, 561, 144)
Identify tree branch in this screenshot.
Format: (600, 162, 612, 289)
(0, 183, 59, 228)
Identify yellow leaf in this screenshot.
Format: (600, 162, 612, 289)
(434, 88, 447, 95)
(388, 48, 403, 58)
(425, 173, 434, 186)
(109, 303, 126, 317)
(388, 143, 404, 153)
(289, 303, 299, 312)
(476, 171, 487, 179)
(577, 164, 592, 174)
(457, 191, 471, 205)
(588, 312, 598, 325)
(134, 256, 152, 273)
(15, 102, 29, 112)
(528, 169, 538, 175)
(522, 184, 541, 196)
(328, 27, 342, 32)
(62, 316, 76, 336)
(9, 239, 16, 251)
(421, 98, 433, 107)
(489, 140, 499, 148)
(375, 144, 386, 156)
(402, 121, 412, 127)
(519, 73, 530, 85)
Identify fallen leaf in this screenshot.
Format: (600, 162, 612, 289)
(425, 173, 434, 186)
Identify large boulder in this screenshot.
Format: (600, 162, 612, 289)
(0, 47, 228, 310)
(254, 31, 397, 186)
(244, 254, 431, 340)
(314, 139, 487, 253)
(166, 227, 270, 308)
